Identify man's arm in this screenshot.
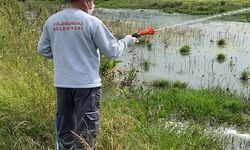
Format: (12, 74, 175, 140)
(92, 20, 136, 58)
(38, 22, 53, 59)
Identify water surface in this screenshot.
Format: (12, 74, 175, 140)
(95, 9, 250, 98)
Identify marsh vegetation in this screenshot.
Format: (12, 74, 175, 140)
(0, 1, 250, 150)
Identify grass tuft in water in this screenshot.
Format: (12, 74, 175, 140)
(142, 59, 151, 71)
(172, 80, 188, 89)
(217, 39, 226, 47)
(152, 80, 171, 88)
(216, 53, 226, 63)
(179, 45, 191, 56)
(152, 80, 187, 89)
(240, 68, 250, 81)
(147, 42, 152, 50)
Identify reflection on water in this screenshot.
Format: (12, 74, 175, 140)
(96, 9, 250, 98)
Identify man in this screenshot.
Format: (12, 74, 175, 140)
(37, 0, 137, 149)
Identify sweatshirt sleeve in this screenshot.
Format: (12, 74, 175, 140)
(92, 20, 127, 58)
(38, 22, 53, 59)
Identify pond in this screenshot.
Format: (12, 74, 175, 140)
(95, 9, 250, 149)
(95, 8, 250, 99)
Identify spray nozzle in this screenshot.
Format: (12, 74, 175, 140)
(132, 27, 155, 38)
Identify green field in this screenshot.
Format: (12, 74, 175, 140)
(29, 0, 250, 15)
(95, 0, 250, 22)
(29, 0, 250, 22)
(95, 0, 250, 15)
(0, 1, 250, 149)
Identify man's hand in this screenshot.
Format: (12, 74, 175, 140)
(123, 35, 138, 47)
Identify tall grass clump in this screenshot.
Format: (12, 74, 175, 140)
(0, 1, 55, 149)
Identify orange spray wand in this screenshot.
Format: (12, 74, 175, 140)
(132, 27, 155, 38)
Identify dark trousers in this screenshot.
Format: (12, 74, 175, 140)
(56, 87, 101, 150)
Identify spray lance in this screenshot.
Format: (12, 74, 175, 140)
(132, 27, 155, 38)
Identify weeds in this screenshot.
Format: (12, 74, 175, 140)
(100, 55, 122, 77)
(120, 67, 138, 87)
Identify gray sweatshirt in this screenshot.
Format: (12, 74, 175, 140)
(38, 8, 128, 88)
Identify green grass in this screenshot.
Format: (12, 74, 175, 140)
(97, 97, 223, 150)
(0, 1, 249, 149)
(32, 0, 250, 22)
(96, 87, 250, 149)
(33, 0, 250, 16)
(148, 88, 250, 127)
(95, 0, 250, 15)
